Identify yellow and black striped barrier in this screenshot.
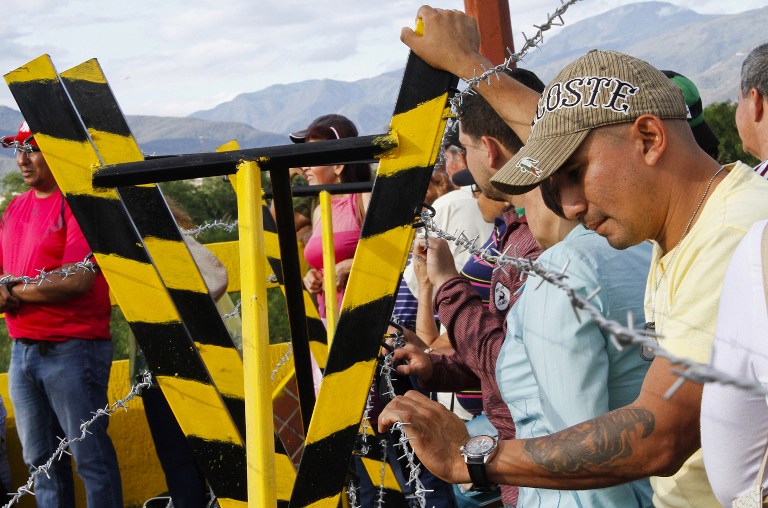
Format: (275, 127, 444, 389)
(7, 44, 457, 506)
(58, 59, 298, 506)
(289, 51, 457, 507)
(6, 55, 247, 507)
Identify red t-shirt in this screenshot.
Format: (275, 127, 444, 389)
(0, 189, 111, 341)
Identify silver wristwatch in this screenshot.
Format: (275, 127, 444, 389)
(459, 434, 498, 492)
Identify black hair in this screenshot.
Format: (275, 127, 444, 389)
(458, 67, 545, 153)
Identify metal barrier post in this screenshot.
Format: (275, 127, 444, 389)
(237, 160, 277, 507)
(319, 190, 339, 341)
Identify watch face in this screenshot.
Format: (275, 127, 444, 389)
(464, 435, 495, 456)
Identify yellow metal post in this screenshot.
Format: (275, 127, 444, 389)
(237, 160, 276, 507)
(319, 190, 338, 342)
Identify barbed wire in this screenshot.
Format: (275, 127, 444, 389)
(182, 219, 239, 238)
(380, 333, 406, 402)
(223, 299, 242, 319)
(391, 421, 432, 508)
(270, 344, 293, 381)
(357, 382, 377, 456)
(418, 211, 768, 400)
(347, 478, 361, 508)
(3, 372, 153, 508)
(450, 0, 582, 111)
(0, 253, 97, 291)
(375, 439, 388, 508)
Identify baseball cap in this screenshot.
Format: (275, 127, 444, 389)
(451, 168, 475, 186)
(289, 114, 358, 143)
(662, 70, 719, 159)
(491, 50, 687, 195)
(1, 121, 37, 149)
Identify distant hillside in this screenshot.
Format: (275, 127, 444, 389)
(0, 107, 285, 180)
(192, 1, 765, 135)
(125, 116, 287, 155)
(190, 69, 404, 136)
(522, 1, 768, 105)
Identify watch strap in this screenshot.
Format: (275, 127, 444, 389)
(467, 460, 493, 492)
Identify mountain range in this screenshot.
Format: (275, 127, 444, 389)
(1, 1, 765, 177)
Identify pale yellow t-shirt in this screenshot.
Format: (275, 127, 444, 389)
(644, 161, 768, 507)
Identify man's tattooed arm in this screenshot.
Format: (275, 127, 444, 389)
(522, 408, 655, 475)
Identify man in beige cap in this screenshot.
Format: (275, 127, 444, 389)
(378, 7, 768, 508)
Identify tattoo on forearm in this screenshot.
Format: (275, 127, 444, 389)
(523, 408, 655, 474)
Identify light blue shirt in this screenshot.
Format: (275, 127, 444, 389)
(496, 225, 653, 507)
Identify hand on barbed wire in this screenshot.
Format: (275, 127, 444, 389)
(415, 237, 459, 289)
(303, 268, 323, 294)
(392, 345, 434, 383)
(401, 6, 482, 78)
(411, 242, 433, 290)
(378, 390, 471, 483)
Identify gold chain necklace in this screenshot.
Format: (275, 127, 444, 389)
(641, 165, 725, 358)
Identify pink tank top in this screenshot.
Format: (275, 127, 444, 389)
(304, 194, 362, 318)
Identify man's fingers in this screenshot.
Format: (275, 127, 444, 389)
(400, 26, 416, 45)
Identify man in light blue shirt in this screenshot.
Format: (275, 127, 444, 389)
(395, 186, 654, 507)
(496, 189, 653, 507)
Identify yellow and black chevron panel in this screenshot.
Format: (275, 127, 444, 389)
(60, 58, 248, 436)
(5, 55, 248, 507)
(290, 52, 457, 507)
(61, 58, 297, 505)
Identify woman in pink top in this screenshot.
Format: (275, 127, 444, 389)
(290, 114, 372, 320)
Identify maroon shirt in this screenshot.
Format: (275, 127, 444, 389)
(421, 211, 541, 506)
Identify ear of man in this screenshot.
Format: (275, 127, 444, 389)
(633, 115, 668, 167)
(481, 135, 504, 173)
(750, 87, 765, 122)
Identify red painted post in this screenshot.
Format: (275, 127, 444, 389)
(464, 0, 515, 66)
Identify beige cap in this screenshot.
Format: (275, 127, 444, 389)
(491, 50, 687, 195)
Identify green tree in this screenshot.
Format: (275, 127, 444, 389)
(159, 177, 239, 243)
(705, 101, 760, 167)
(0, 171, 25, 217)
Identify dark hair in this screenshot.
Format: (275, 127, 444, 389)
(308, 120, 372, 183)
(458, 67, 545, 153)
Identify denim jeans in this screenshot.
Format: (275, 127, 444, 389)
(8, 339, 122, 508)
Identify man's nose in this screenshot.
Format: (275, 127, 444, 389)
(559, 183, 587, 221)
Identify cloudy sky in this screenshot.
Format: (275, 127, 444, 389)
(0, 0, 763, 118)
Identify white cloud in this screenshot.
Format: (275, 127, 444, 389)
(0, 0, 764, 117)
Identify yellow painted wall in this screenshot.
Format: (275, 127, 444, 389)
(0, 238, 302, 507)
(0, 360, 167, 508)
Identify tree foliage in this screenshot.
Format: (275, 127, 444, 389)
(705, 101, 761, 167)
(0, 171, 26, 217)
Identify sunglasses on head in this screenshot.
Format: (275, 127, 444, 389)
(2, 135, 40, 155)
(13, 143, 40, 155)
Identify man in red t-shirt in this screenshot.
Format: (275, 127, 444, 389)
(0, 122, 122, 507)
